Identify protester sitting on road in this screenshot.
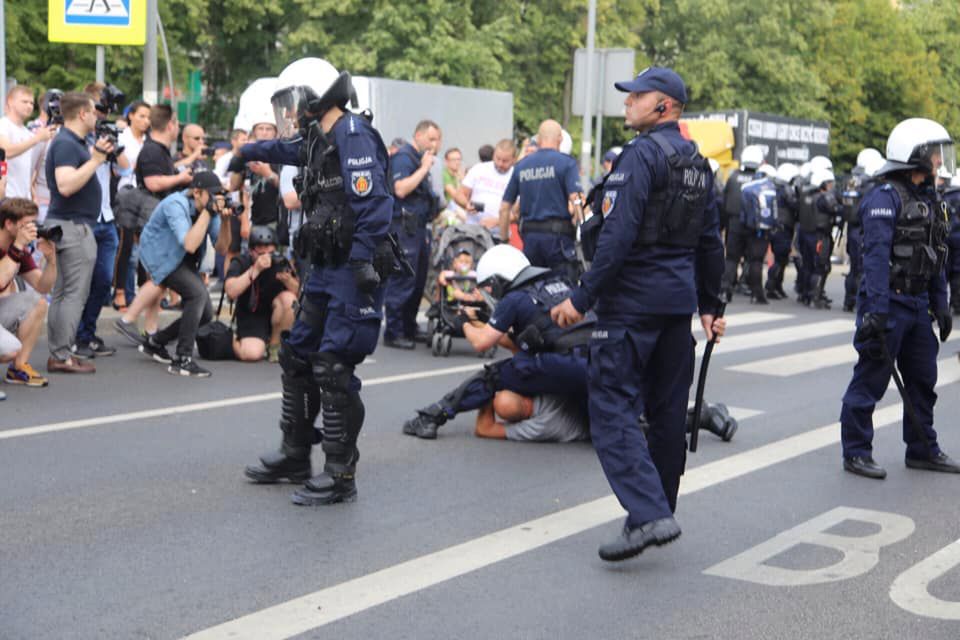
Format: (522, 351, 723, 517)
(136, 172, 232, 377)
(475, 390, 590, 442)
(223, 225, 298, 363)
(0, 198, 57, 388)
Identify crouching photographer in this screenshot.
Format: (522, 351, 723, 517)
(137, 172, 232, 377)
(224, 225, 298, 362)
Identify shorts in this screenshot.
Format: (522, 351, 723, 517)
(0, 289, 41, 356)
(235, 310, 271, 343)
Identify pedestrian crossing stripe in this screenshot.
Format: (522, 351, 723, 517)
(695, 318, 854, 357)
(65, 0, 130, 25)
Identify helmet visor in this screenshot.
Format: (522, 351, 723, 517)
(271, 86, 309, 140)
(915, 141, 956, 177)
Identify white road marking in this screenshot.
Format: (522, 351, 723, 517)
(696, 319, 854, 357)
(890, 538, 960, 620)
(180, 358, 960, 640)
(692, 311, 793, 332)
(0, 363, 484, 441)
(728, 332, 960, 377)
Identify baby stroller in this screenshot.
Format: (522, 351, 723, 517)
(426, 224, 496, 357)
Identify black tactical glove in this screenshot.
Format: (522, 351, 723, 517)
(449, 312, 467, 334)
(855, 312, 887, 344)
(935, 310, 953, 343)
(350, 260, 380, 295)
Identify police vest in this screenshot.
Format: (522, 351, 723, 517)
(886, 180, 950, 294)
(741, 178, 778, 231)
(510, 274, 592, 353)
(797, 185, 819, 233)
(941, 188, 960, 230)
(723, 169, 756, 218)
(635, 131, 712, 248)
(842, 174, 867, 226)
(776, 182, 799, 228)
(815, 191, 841, 232)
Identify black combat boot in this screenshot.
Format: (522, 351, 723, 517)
(402, 403, 449, 439)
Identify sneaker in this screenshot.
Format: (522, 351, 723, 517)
(114, 318, 145, 346)
(267, 343, 280, 363)
(167, 356, 211, 378)
(89, 336, 117, 357)
(6, 363, 49, 387)
(70, 343, 97, 360)
(138, 336, 173, 364)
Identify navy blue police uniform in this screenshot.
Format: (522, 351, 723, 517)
(720, 167, 756, 298)
(240, 111, 393, 503)
(568, 121, 724, 528)
(766, 178, 798, 299)
(403, 272, 589, 438)
(840, 179, 950, 462)
(740, 175, 778, 301)
(502, 148, 582, 281)
(384, 143, 436, 343)
(942, 185, 960, 312)
(841, 173, 878, 311)
(795, 183, 820, 303)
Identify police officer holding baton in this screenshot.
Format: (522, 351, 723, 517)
(551, 67, 726, 561)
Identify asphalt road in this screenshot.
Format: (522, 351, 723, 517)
(2, 273, 960, 640)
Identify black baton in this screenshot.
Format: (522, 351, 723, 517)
(689, 302, 726, 453)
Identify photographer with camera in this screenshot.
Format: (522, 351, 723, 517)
(178, 124, 210, 174)
(0, 85, 57, 200)
(70, 83, 133, 360)
(223, 225, 298, 362)
(0, 198, 57, 388)
(44, 92, 116, 374)
(136, 172, 232, 377)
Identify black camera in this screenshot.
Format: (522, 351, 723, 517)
(36, 225, 63, 243)
(471, 201, 485, 212)
(44, 89, 64, 126)
(96, 84, 126, 115)
(270, 252, 291, 271)
(95, 120, 125, 162)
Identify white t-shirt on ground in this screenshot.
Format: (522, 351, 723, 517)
(502, 394, 589, 443)
(461, 161, 513, 236)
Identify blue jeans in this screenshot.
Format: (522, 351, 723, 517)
(77, 221, 119, 344)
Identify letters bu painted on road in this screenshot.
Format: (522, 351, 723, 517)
(49, 0, 147, 46)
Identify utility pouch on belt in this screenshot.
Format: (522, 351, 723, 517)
(400, 208, 419, 236)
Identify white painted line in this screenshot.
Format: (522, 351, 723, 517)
(697, 319, 854, 357)
(692, 311, 793, 333)
(0, 363, 484, 441)
(728, 332, 960, 377)
(890, 538, 960, 620)
(181, 357, 960, 640)
(685, 403, 763, 422)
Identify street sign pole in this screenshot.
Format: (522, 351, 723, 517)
(143, 0, 158, 104)
(579, 0, 597, 190)
(96, 45, 105, 83)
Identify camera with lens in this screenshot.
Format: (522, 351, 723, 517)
(270, 252, 291, 271)
(44, 89, 64, 126)
(96, 84, 126, 115)
(94, 83, 127, 162)
(36, 225, 63, 243)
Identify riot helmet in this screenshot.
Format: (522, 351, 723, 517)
(476, 245, 550, 299)
(876, 118, 955, 178)
(249, 225, 278, 248)
(757, 164, 777, 179)
(271, 57, 357, 138)
(799, 162, 812, 180)
(809, 168, 835, 190)
(776, 163, 800, 184)
(739, 145, 764, 170)
(855, 148, 884, 172)
(809, 155, 833, 173)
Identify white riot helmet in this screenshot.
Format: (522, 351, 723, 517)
(876, 117, 955, 178)
(476, 244, 549, 297)
(740, 145, 764, 170)
(757, 163, 777, 179)
(809, 168, 835, 190)
(809, 155, 833, 172)
(799, 162, 812, 180)
(559, 129, 573, 155)
(855, 148, 884, 172)
(862, 154, 886, 178)
(271, 57, 356, 139)
(776, 163, 800, 184)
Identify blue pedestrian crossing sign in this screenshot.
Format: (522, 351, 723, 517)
(49, 0, 147, 45)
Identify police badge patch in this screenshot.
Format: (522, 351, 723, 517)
(351, 170, 373, 197)
(600, 190, 618, 218)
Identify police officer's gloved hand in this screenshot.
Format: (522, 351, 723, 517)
(855, 312, 887, 344)
(350, 260, 380, 295)
(935, 310, 953, 343)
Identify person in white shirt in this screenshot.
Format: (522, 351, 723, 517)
(457, 139, 516, 238)
(0, 86, 56, 200)
(112, 100, 151, 310)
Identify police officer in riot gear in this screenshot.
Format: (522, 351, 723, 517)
(551, 67, 725, 561)
(499, 119, 584, 282)
(766, 163, 800, 300)
(721, 145, 764, 301)
(236, 58, 397, 505)
(840, 118, 960, 479)
(942, 172, 960, 314)
(402, 244, 590, 439)
(384, 120, 441, 349)
(740, 163, 779, 303)
(798, 168, 843, 308)
(841, 148, 885, 312)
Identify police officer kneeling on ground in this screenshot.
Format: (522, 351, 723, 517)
(839, 118, 960, 479)
(402, 244, 590, 440)
(236, 58, 397, 505)
(551, 67, 726, 561)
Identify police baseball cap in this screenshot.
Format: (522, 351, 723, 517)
(191, 171, 224, 195)
(614, 66, 688, 104)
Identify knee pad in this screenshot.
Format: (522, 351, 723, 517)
(310, 351, 355, 397)
(280, 340, 312, 377)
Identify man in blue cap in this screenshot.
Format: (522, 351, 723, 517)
(551, 67, 726, 561)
